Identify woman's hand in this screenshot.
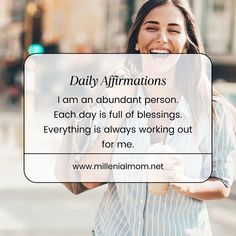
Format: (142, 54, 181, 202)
(146, 144, 231, 200)
(170, 178, 230, 200)
(170, 183, 192, 194)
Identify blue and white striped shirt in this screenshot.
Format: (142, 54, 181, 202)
(91, 98, 235, 236)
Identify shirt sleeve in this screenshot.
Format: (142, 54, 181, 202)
(211, 102, 236, 187)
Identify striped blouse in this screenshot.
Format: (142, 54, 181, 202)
(90, 98, 235, 236)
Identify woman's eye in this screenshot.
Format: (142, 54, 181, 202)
(168, 29, 181, 34)
(146, 27, 159, 32)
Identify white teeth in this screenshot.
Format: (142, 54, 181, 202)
(150, 49, 170, 54)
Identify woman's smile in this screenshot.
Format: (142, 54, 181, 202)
(149, 49, 171, 54)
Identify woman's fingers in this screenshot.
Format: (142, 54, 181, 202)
(170, 183, 191, 194)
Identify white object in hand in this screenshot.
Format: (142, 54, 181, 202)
(147, 143, 173, 195)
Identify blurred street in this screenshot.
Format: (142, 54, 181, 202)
(0, 108, 236, 236)
(0, 106, 105, 236)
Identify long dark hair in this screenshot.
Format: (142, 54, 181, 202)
(126, 0, 204, 54)
(126, 0, 236, 136)
(125, 0, 209, 142)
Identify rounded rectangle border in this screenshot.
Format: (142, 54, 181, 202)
(23, 53, 213, 183)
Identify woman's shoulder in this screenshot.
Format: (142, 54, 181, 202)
(213, 95, 236, 136)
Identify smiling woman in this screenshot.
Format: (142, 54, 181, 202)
(59, 1, 236, 236)
(89, 1, 235, 235)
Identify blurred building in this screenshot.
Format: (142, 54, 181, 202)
(39, 0, 129, 53)
(0, 0, 26, 107)
(191, 0, 236, 89)
(0, 0, 25, 61)
(190, 0, 236, 106)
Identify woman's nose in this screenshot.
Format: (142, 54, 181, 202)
(156, 31, 168, 44)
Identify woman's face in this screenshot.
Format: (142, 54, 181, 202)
(136, 2, 188, 54)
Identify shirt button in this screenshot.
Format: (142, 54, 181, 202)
(140, 199, 143, 203)
(138, 220, 142, 224)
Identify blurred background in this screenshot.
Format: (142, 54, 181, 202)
(0, 0, 236, 235)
